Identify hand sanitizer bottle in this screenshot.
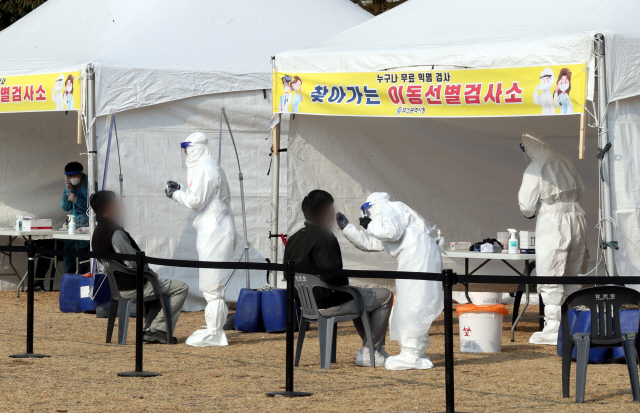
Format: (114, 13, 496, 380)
(508, 229, 518, 254)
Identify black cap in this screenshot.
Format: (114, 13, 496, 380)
(64, 162, 84, 176)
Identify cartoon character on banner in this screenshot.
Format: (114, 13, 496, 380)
(279, 75, 292, 113)
(63, 74, 75, 110)
(533, 67, 555, 115)
(290, 76, 303, 113)
(553, 68, 573, 114)
(53, 74, 65, 110)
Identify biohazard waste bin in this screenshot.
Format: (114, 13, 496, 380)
(457, 303, 509, 353)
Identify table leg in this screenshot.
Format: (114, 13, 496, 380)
(75, 240, 80, 272)
(511, 260, 533, 342)
(464, 258, 471, 304)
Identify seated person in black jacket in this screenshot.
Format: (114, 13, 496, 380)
(284, 190, 393, 367)
(90, 190, 188, 344)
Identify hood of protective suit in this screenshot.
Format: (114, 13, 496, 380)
(184, 132, 212, 168)
(521, 131, 550, 160)
(365, 192, 390, 219)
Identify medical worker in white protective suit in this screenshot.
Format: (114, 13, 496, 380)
(165, 132, 237, 347)
(339, 192, 444, 370)
(518, 132, 587, 345)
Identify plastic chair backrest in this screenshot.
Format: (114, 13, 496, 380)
(563, 285, 640, 346)
(294, 273, 333, 319)
(100, 259, 135, 301)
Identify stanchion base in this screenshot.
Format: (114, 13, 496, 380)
(266, 391, 313, 398)
(117, 371, 162, 377)
(10, 353, 50, 358)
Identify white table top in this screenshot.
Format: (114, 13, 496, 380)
(0, 229, 90, 241)
(0, 229, 60, 237)
(52, 232, 91, 241)
(444, 250, 535, 261)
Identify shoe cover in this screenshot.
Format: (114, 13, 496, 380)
(356, 346, 389, 367)
(186, 290, 228, 347)
(385, 337, 434, 370)
(529, 320, 560, 345)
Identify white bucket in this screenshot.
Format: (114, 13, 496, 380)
(459, 311, 503, 353)
(468, 292, 502, 305)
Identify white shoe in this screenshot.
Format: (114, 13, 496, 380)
(529, 320, 560, 345)
(356, 346, 389, 367)
(385, 353, 434, 370)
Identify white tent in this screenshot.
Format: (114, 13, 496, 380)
(275, 0, 640, 284)
(0, 0, 371, 309)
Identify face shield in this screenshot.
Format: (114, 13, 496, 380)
(181, 141, 192, 169)
(361, 202, 373, 218)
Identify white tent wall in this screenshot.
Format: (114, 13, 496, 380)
(610, 96, 640, 284)
(97, 90, 287, 311)
(287, 114, 602, 287)
(0, 111, 85, 289)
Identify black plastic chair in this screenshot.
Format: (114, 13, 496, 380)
(562, 285, 640, 403)
(294, 273, 376, 369)
(101, 259, 173, 345)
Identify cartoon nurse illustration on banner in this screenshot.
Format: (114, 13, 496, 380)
(534, 67, 573, 115)
(278, 74, 303, 113)
(52, 73, 76, 110)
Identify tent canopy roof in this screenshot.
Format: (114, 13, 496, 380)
(276, 0, 640, 102)
(0, 0, 370, 115)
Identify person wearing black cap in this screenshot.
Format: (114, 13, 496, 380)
(32, 162, 90, 291)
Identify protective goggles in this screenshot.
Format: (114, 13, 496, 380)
(539, 74, 553, 79)
(361, 202, 373, 217)
(180, 141, 192, 149)
(519, 143, 525, 153)
(64, 170, 82, 176)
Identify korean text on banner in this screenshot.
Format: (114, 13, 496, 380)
(0, 71, 82, 113)
(273, 64, 586, 118)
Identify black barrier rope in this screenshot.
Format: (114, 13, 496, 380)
(9, 243, 640, 410)
(0, 245, 28, 253)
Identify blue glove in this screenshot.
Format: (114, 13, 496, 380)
(359, 217, 372, 229)
(336, 212, 349, 230)
(167, 181, 181, 190)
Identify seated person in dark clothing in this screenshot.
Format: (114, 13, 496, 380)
(284, 190, 393, 367)
(90, 190, 188, 344)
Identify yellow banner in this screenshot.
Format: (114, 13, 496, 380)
(273, 64, 586, 117)
(0, 71, 82, 113)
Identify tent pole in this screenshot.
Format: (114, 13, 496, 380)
(595, 33, 616, 277)
(86, 65, 98, 235)
(269, 115, 282, 288)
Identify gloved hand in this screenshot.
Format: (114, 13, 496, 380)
(167, 180, 181, 190)
(524, 214, 536, 219)
(67, 192, 77, 203)
(359, 216, 372, 229)
(65, 178, 73, 191)
(336, 212, 349, 230)
(165, 187, 177, 198)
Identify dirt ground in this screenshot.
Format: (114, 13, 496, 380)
(0, 292, 637, 412)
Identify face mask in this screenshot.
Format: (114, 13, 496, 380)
(69, 177, 81, 186)
(558, 83, 569, 92)
(66, 85, 72, 92)
(539, 81, 552, 91)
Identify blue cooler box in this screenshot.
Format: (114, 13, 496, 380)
(79, 274, 112, 312)
(557, 308, 609, 364)
(59, 274, 83, 313)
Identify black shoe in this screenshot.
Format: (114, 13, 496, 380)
(33, 285, 45, 293)
(143, 330, 177, 344)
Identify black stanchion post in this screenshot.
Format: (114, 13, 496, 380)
(118, 251, 160, 378)
(267, 260, 312, 398)
(11, 240, 49, 359)
(438, 269, 466, 413)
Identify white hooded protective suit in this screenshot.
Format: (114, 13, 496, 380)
(342, 193, 444, 370)
(518, 132, 587, 345)
(170, 132, 237, 347)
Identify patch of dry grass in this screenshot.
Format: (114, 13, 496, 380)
(0, 292, 636, 412)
